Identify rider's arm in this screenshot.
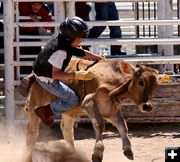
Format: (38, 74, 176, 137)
(83, 50, 105, 61)
(52, 66, 74, 81)
(70, 47, 105, 61)
(52, 66, 95, 81)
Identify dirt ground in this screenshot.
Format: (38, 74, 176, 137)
(0, 121, 180, 162)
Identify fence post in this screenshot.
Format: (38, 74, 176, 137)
(54, 1, 65, 34)
(55, 1, 65, 22)
(4, 0, 15, 125)
(66, 1, 75, 17)
(157, 0, 174, 73)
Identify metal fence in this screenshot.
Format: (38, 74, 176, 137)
(2, 0, 180, 124)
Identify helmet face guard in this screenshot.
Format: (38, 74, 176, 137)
(60, 16, 89, 42)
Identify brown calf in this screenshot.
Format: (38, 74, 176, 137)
(24, 58, 158, 162)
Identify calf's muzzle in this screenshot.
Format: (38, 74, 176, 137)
(142, 102, 153, 112)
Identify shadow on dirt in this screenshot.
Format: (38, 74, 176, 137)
(127, 123, 180, 139)
(37, 122, 180, 142)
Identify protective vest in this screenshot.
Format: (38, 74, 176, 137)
(33, 34, 85, 78)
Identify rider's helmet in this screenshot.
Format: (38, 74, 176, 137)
(59, 16, 89, 42)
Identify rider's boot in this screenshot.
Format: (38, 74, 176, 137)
(19, 73, 35, 97)
(34, 104, 55, 126)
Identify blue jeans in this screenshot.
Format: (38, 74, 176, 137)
(88, 3, 122, 55)
(36, 77, 79, 115)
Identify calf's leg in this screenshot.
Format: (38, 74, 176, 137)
(60, 113, 75, 148)
(83, 95, 105, 162)
(26, 110, 41, 148)
(109, 110, 134, 160)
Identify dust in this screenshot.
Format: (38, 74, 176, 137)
(31, 141, 90, 162)
(0, 121, 90, 162)
(0, 121, 28, 162)
(1, 121, 179, 162)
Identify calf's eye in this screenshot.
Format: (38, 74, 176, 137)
(139, 80, 144, 86)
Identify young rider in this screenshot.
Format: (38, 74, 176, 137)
(24, 16, 104, 125)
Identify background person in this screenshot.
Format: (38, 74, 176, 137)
(75, 2, 92, 21)
(87, 2, 126, 56)
(19, 2, 53, 74)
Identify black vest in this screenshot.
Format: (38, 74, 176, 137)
(33, 34, 85, 78)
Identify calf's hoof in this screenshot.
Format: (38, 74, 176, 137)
(92, 154, 103, 162)
(123, 148, 134, 160)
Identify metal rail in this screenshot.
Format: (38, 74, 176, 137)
(13, 37, 180, 46)
(16, 19, 180, 27)
(12, 55, 180, 67)
(13, 0, 159, 2)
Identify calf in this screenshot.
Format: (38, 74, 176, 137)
(24, 58, 158, 162)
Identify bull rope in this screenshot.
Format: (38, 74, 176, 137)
(65, 59, 98, 101)
(77, 59, 99, 101)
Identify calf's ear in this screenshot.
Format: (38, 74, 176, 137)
(109, 79, 131, 97)
(119, 61, 135, 75)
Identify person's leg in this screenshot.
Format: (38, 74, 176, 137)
(75, 2, 91, 21)
(36, 79, 79, 114)
(84, 3, 108, 50)
(108, 3, 126, 55)
(88, 3, 109, 38)
(109, 25, 123, 55)
(50, 81, 79, 114)
(34, 78, 79, 125)
(84, 3, 109, 51)
(37, 80, 79, 114)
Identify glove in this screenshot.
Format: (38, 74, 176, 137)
(74, 70, 95, 80)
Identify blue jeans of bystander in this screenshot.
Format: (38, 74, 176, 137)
(88, 2, 123, 55)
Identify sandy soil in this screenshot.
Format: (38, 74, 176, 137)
(73, 123, 180, 162)
(0, 122, 179, 162)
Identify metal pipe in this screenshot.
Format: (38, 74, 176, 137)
(15, 19, 180, 27)
(142, 2, 145, 37)
(13, 0, 159, 2)
(13, 37, 180, 46)
(135, 2, 140, 38)
(4, 0, 15, 125)
(148, 2, 151, 37)
(154, 2, 157, 37)
(13, 55, 180, 66)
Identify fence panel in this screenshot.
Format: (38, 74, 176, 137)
(2, 0, 180, 124)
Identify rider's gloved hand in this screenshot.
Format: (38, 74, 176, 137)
(74, 70, 95, 80)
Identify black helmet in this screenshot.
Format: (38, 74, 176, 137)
(59, 16, 89, 42)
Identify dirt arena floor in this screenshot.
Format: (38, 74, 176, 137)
(0, 121, 180, 162)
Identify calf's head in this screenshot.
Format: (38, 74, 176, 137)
(128, 64, 158, 112)
(109, 61, 159, 112)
